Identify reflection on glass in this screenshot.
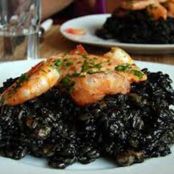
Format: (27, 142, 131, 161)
(0, 0, 41, 61)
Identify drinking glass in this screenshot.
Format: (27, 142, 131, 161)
(0, 0, 41, 61)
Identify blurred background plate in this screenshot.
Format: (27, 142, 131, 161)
(60, 14, 174, 54)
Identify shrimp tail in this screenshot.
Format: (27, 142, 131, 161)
(70, 45, 87, 55)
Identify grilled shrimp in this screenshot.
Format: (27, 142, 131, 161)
(0, 45, 86, 105)
(165, 0, 174, 17)
(120, 0, 158, 10)
(119, 0, 168, 20)
(71, 72, 131, 106)
(120, 0, 167, 9)
(71, 48, 146, 106)
(147, 2, 167, 20)
(0, 45, 147, 106)
(0, 58, 61, 105)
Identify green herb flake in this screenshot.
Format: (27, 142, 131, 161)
(54, 59, 63, 72)
(115, 63, 144, 79)
(131, 70, 144, 79)
(93, 63, 102, 70)
(81, 60, 90, 72)
(80, 58, 103, 75)
(61, 76, 71, 86)
(60, 75, 75, 93)
(55, 59, 63, 67)
(115, 64, 131, 71)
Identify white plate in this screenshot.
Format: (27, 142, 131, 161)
(60, 14, 174, 54)
(0, 60, 174, 174)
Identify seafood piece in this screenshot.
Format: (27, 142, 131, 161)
(71, 72, 131, 106)
(0, 58, 61, 105)
(119, 0, 168, 10)
(71, 48, 146, 106)
(104, 47, 133, 65)
(0, 46, 147, 106)
(119, 0, 168, 19)
(120, 0, 158, 10)
(165, 0, 174, 17)
(147, 3, 167, 20)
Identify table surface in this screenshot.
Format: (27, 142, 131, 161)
(40, 26, 174, 65)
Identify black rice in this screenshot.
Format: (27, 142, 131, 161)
(0, 69, 174, 168)
(96, 10, 174, 44)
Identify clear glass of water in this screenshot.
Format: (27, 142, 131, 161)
(0, 0, 41, 61)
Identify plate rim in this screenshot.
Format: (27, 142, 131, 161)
(60, 14, 174, 50)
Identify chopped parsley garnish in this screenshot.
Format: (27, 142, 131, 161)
(61, 76, 71, 86)
(94, 63, 102, 69)
(81, 60, 90, 72)
(115, 64, 131, 71)
(54, 59, 63, 72)
(60, 75, 75, 93)
(81, 59, 103, 74)
(54, 59, 73, 70)
(131, 70, 144, 79)
(115, 64, 144, 79)
(55, 59, 63, 67)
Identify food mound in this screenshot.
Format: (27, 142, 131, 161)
(0, 46, 174, 169)
(96, 0, 174, 44)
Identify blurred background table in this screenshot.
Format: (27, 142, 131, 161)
(40, 25, 174, 65)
